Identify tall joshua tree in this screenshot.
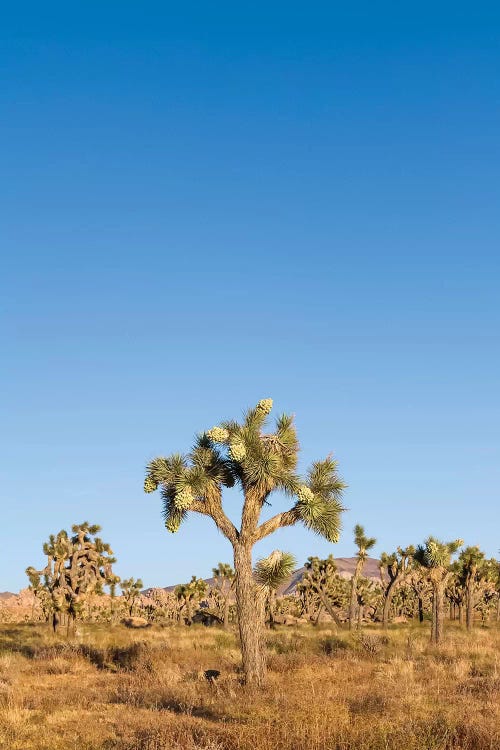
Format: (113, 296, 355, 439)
(144, 398, 345, 685)
(414, 536, 462, 644)
(379, 546, 415, 628)
(254, 550, 296, 628)
(349, 525, 376, 630)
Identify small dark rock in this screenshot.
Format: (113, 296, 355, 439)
(204, 669, 221, 684)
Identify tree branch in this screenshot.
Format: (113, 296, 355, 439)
(191, 495, 239, 545)
(190, 500, 210, 516)
(254, 507, 299, 542)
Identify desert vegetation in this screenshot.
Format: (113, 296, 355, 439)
(2, 399, 500, 749)
(1, 620, 500, 750)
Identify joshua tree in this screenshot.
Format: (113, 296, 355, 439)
(143, 588, 178, 623)
(26, 566, 52, 622)
(406, 568, 432, 623)
(144, 398, 345, 685)
(454, 547, 496, 630)
(349, 525, 376, 630)
(26, 522, 117, 633)
(445, 575, 466, 623)
(211, 563, 235, 629)
(414, 537, 462, 644)
(356, 577, 382, 625)
(174, 576, 207, 625)
(298, 555, 348, 625)
(389, 580, 419, 620)
(379, 546, 415, 628)
(254, 550, 296, 628)
(120, 577, 144, 617)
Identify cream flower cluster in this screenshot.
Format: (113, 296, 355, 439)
(257, 398, 273, 414)
(165, 517, 180, 533)
(206, 426, 230, 443)
(174, 487, 194, 510)
(144, 476, 158, 494)
(297, 485, 314, 504)
(229, 439, 246, 462)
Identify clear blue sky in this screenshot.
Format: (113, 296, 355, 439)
(2, 3, 499, 591)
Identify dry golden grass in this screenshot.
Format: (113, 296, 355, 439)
(0, 621, 499, 750)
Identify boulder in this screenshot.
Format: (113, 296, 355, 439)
(121, 616, 150, 629)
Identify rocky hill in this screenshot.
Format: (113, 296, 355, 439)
(145, 557, 381, 597)
(1, 558, 382, 619)
(280, 556, 381, 595)
(0, 589, 36, 622)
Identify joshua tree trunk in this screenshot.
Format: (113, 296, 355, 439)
(431, 580, 446, 645)
(382, 580, 397, 629)
(465, 589, 475, 631)
(417, 596, 424, 623)
(268, 589, 277, 629)
(315, 590, 343, 627)
(66, 612, 76, 637)
(233, 542, 265, 685)
(313, 603, 324, 625)
(435, 582, 445, 644)
(358, 604, 364, 626)
(223, 595, 231, 630)
(349, 559, 363, 630)
(430, 586, 437, 642)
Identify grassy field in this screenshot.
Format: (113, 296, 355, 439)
(0, 621, 499, 750)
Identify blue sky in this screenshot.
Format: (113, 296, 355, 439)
(1, 3, 499, 591)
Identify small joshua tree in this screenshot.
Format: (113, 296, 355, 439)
(174, 576, 207, 625)
(144, 398, 345, 685)
(211, 563, 235, 629)
(379, 546, 415, 628)
(349, 525, 376, 630)
(445, 574, 466, 623)
(453, 547, 497, 630)
(143, 588, 178, 623)
(355, 576, 382, 625)
(414, 536, 462, 644)
(298, 555, 348, 625)
(26, 522, 118, 633)
(120, 577, 144, 617)
(26, 566, 52, 622)
(254, 550, 296, 628)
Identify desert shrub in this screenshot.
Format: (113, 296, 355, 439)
(352, 632, 389, 655)
(318, 634, 350, 655)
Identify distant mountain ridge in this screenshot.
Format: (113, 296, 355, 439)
(279, 556, 381, 596)
(1, 558, 382, 602)
(143, 557, 381, 597)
